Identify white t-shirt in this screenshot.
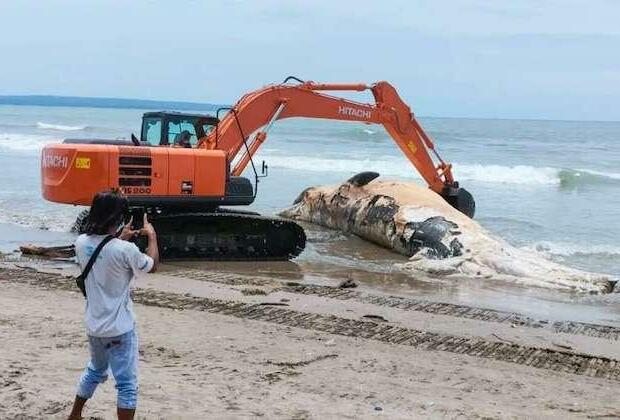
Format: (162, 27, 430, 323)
(75, 234, 154, 338)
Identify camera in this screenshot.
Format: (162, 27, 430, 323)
(129, 207, 144, 231)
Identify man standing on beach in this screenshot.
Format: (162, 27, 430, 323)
(68, 191, 159, 420)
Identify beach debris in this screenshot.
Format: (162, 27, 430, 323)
(362, 314, 388, 322)
(553, 342, 574, 351)
(262, 354, 338, 383)
(338, 278, 358, 289)
(422, 402, 436, 410)
(265, 353, 338, 368)
(261, 369, 301, 384)
(491, 333, 517, 345)
(240, 288, 269, 296)
(280, 173, 616, 293)
(257, 302, 289, 307)
(19, 244, 75, 259)
(286, 281, 302, 287)
(14, 264, 40, 271)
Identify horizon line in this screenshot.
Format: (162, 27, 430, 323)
(0, 94, 618, 124)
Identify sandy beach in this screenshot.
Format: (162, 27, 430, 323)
(2, 0, 620, 418)
(2, 256, 620, 419)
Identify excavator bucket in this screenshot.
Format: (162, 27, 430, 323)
(443, 186, 476, 218)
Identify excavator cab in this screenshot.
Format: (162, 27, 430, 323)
(52, 110, 256, 210)
(139, 111, 218, 148)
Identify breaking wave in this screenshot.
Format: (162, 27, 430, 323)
(454, 164, 559, 185)
(529, 241, 620, 257)
(0, 208, 79, 233)
(0, 133, 56, 152)
(36, 122, 87, 131)
(260, 154, 620, 187)
(559, 168, 620, 187)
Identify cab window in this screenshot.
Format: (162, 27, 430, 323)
(143, 117, 162, 146)
(201, 123, 215, 137)
(167, 118, 198, 147)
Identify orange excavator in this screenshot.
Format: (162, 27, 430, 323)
(41, 77, 475, 260)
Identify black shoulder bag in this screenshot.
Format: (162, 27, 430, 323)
(76, 235, 114, 298)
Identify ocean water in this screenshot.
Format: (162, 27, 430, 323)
(0, 104, 618, 283)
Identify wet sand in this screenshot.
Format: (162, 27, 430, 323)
(2, 253, 620, 418)
(3, 219, 620, 325)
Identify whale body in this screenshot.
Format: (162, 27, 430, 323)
(280, 172, 616, 293)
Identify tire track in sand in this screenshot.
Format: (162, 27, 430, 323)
(168, 268, 620, 341)
(2, 267, 620, 381)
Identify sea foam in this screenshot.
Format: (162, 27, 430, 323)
(37, 122, 86, 131)
(259, 153, 620, 187)
(0, 133, 56, 152)
(529, 241, 620, 257)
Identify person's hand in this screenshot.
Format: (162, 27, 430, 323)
(119, 217, 139, 241)
(140, 214, 156, 238)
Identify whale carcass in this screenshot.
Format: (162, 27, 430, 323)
(280, 172, 616, 293)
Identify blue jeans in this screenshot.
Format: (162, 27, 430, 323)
(77, 329, 139, 409)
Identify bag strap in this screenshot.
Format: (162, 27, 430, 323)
(77, 235, 114, 297)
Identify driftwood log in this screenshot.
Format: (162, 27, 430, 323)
(20, 244, 76, 258)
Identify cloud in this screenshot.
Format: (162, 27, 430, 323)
(0, 1, 618, 120)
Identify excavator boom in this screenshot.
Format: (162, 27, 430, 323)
(199, 79, 467, 211)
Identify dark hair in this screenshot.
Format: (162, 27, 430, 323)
(85, 191, 129, 235)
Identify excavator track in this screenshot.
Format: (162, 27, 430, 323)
(137, 210, 306, 261)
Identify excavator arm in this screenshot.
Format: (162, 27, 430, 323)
(199, 78, 475, 217)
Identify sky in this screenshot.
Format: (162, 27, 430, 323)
(0, 0, 619, 121)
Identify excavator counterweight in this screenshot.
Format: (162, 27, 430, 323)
(41, 78, 475, 261)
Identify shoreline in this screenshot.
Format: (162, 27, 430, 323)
(2, 220, 620, 324)
(2, 261, 620, 417)
(0, 223, 75, 254)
